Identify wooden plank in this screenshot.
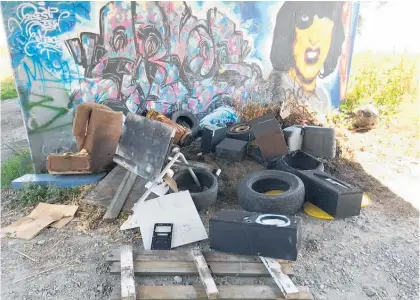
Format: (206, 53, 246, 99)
(106, 250, 293, 276)
(260, 256, 299, 299)
(191, 250, 218, 299)
(110, 261, 293, 277)
(110, 285, 313, 300)
(104, 171, 137, 219)
(121, 245, 136, 300)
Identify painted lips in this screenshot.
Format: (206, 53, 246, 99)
(304, 48, 320, 65)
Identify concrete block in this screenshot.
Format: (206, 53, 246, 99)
(47, 152, 92, 174)
(201, 125, 227, 154)
(11, 173, 106, 189)
(215, 138, 247, 162)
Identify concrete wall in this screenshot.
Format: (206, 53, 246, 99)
(1, 1, 359, 171)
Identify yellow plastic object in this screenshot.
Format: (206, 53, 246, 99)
(264, 190, 285, 195)
(303, 202, 335, 220)
(361, 194, 371, 208)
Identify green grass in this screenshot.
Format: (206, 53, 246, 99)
(1, 150, 33, 188)
(342, 52, 420, 116)
(16, 184, 82, 206)
(0, 76, 18, 100)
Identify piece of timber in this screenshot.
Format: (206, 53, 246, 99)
(120, 245, 136, 300)
(191, 250, 218, 299)
(103, 171, 137, 219)
(260, 256, 299, 299)
(109, 261, 293, 277)
(106, 250, 290, 264)
(109, 285, 314, 300)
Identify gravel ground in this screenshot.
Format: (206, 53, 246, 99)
(1, 99, 419, 300)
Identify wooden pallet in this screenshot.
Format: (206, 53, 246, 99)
(108, 248, 314, 300)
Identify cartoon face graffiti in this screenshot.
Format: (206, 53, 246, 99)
(292, 13, 334, 88)
(270, 1, 345, 117)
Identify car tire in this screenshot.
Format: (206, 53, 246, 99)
(171, 110, 200, 136)
(267, 150, 324, 177)
(173, 168, 218, 210)
(227, 123, 254, 141)
(238, 170, 305, 214)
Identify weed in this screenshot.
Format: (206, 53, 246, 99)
(15, 184, 82, 206)
(0, 76, 18, 100)
(1, 150, 33, 188)
(342, 52, 420, 115)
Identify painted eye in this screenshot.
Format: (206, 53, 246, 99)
(301, 14, 309, 22)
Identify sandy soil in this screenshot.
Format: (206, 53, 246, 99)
(1, 99, 419, 300)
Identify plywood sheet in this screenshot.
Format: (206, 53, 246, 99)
(121, 191, 207, 249)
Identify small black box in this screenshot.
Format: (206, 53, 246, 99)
(209, 210, 302, 261)
(215, 138, 247, 162)
(299, 170, 363, 218)
(201, 125, 227, 153)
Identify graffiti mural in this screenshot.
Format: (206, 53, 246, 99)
(65, 2, 265, 116)
(1, 1, 359, 171)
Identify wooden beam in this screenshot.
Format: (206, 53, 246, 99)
(110, 285, 314, 300)
(109, 261, 293, 277)
(260, 256, 299, 299)
(120, 245, 136, 300)
(191, 250, 218, 299)
(104, 171, 137, 220)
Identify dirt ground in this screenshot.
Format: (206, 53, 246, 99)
(1, 99, 419, 300)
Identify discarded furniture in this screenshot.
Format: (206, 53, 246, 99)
(11, 173, 106, 189)
(238, 170, 305, 214)
(147, 109, 192, 146)
(216, 138, 248, 162)
(301, 126, 336, 159)
(201, 124, 227, 154)
(107, 248, 314, 299)
(209, 210, 302, 261)
(47, 150, 92, 174)
(268, 150, 324, 176)
(121, 191, 208, 250)
(226, 123, 254, 141)
(173, 168, 218, 210)
(114, 112, 175, 181)
(250, 114, 288, 160)
(299, 170, 363, 218)
(283, 126, 303, 152)
(73, 102, 123, 172)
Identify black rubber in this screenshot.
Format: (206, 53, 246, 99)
(267, 150, 324, 177)
(227, 123, 254, 141)
(173, 168, 218, 210)
(238, 170, 305, 214)
(171, 110, 200, 136)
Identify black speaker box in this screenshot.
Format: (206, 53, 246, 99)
(299, 170, 363, 218)
(201, 125, 227, 153)
(209, 210, 302, 261)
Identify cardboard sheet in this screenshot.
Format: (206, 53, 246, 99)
(1, 203, 79, 239)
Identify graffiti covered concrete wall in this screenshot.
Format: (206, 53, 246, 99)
(1, 1, 359, 171)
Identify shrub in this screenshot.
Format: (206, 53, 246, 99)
(342, 52, 419, 115)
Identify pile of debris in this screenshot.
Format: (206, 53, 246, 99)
(5, 103, 367, 299)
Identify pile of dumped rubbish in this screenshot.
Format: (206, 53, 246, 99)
(4, 103, 367, 300)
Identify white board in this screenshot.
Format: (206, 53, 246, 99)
(122, 191, 208, 250)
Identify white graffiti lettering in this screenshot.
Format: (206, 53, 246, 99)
(7, 2, 69, 59)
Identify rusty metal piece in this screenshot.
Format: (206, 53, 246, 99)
(146, 110, 192, 146)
